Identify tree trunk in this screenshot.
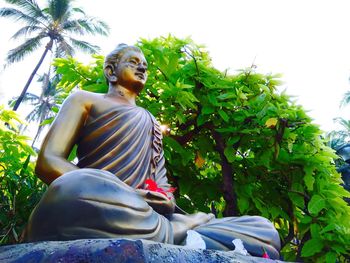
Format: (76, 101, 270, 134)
(31, 98, 50, 147)
(31, 124, 43, 147)
(221, 155, 237, 216)
(211, 129, 238, 216)
(13, 39, 53, 111)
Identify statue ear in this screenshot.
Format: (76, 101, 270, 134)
(104, 64, 117, 83)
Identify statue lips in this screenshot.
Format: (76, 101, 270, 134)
(135, 72, 145, 80)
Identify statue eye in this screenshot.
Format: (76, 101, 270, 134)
(129, 59, 138, 65)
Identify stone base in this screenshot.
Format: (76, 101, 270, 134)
(0, 238, 283, 263)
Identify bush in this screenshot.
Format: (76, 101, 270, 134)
(0, 106, 46, 245)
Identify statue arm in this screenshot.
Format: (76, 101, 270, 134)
(35, 91, 91, 185)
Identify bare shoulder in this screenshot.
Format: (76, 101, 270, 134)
(65, 90, 102, 106)
(67, 90, 95, 100)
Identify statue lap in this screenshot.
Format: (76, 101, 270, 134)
(26, 169, 280, 259)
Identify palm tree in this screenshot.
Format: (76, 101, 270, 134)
(326, 117, 350, 150)
(10, 72, 65, 147)
(0, 0, 109, 111)
(341, 90, 350, 108)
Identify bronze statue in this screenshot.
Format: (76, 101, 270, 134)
(26, 44, 281, 259)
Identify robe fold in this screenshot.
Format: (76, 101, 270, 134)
(27, 104, 281, 259)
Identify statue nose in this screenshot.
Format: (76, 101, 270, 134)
(137, 65, 146, 73)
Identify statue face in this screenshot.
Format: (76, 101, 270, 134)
(115, 50, 148, 93)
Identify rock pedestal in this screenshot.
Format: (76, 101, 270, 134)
(0, 238, 283, 263)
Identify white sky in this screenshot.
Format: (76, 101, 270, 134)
(1, 0, 350, 132)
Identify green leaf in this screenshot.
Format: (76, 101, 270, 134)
(310, 223, 321, 238)
(308, 194, 326, 215)
(217, 92, 236, 100)
(303, 166, 315, 191)
(269, 206, 281, 219)
(227, 135, 240, 146)
(68, 145, 78, 162)
(218, 110, 229, 122)
(202, 106, 214, 115)
(288, 192, 305, 208)
(197, 114, 206, 126)
(301, 238, 324, 257)
(237, 197, 249, 213)
(319, 223, 336, 234)
(208, 95, 218, 106)
(19, 155, 31, 177)
(224, 146, 235, 163)
(40, 117, 54, 126)
(51, 106, 60, 113)
(300, 215, 312, 224)
(325, 252, 336, 263)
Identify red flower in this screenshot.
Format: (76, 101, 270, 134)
(144, 179, 176, 200)
(262, 247, 270, 259)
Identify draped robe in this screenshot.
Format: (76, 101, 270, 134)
(26, 104, 281, 259)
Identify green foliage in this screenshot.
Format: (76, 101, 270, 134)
(53, 35, 350, 261)
(0, 106, 46, 244)
(53, 55, 107, 94)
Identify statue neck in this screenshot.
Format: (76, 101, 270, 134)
(107, 84, 137, 105)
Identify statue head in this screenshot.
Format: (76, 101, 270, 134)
(104, 44, 148, 94)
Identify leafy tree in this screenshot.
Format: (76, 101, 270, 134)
(48, 36, 350, 262)
(0, 0, 109, 111)
(0, 106, 46, 244)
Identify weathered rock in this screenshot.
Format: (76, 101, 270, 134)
(0, 239, 284, 263)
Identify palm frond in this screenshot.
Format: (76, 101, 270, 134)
(71, 7, 85, 15)
(11, 25, 43, 39)
(66, 18, 109, 36)
(10, 92, 40, 106)
(326, 130, 350, 150)
(4, 0, 41, 14)
(41, 74, 53, 96)
(22, 92, 40, 103)
(45, 82, 58, 97)
(61, 20, 84, 34)
(6, 33, 46, 64)
(3, 0, 49, 25)
(25, 106, 41, 123)
(55, 39, 74, 57)
(341, 91, 350, 108)
(69, 38, 100, 54)
(0, 7, 41, 25)
(48, 0, 69, 22)
(334, 117, 350, 131)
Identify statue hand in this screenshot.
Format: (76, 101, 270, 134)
(136, 189, 175, 215)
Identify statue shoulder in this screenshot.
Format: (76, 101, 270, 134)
(64, 90, 102, 107)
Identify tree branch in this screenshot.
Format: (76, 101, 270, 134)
(171, 122, 212, 145)
(157, 67, 169, 81)
(281, 200, 295, 249)
(211, 128, 238, 216)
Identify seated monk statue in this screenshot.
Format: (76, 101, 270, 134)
(26, 44, 281, 259)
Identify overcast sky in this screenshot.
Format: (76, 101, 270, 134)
(1, 0, 350, 132)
